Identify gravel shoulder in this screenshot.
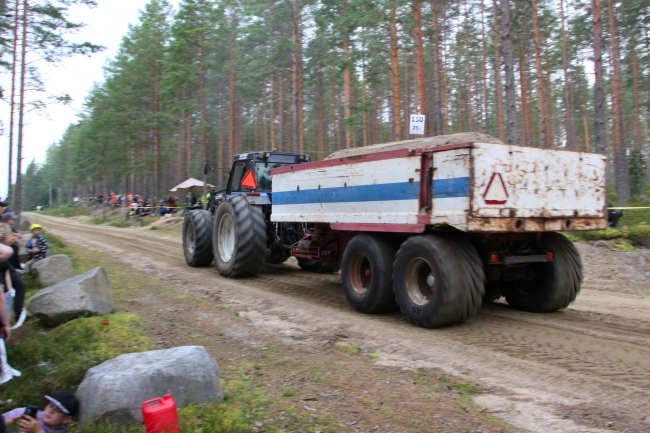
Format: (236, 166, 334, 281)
(27, 213, 650, 433)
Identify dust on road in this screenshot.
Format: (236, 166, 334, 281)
(29, 213, 650, 433)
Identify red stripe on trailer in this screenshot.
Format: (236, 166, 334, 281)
(271, 142, 475, 175)
(271, 148, 412, 175)
(330, 223, 426, 233)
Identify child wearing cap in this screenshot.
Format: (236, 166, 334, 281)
(2, 391, 79, 433)
(25, 225, 48, 262)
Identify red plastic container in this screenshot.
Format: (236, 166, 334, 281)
(142, 394, 179, 433)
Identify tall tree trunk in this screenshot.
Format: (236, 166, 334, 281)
(317, 70, 325, 156)
(492, 0, 505, 141)
(270, 72, 275, 150)
(218, 106, 225, 188)
(592, 0, 606, 155)
(279, 70, 284, 151)
(480, 0, 489, 134)
(413, 1, 427, 132)
(607, 0, 629, 204)
(342, 0, 352, 148)
(499, 0, 518, 144)
(291, 0, 300, 152)
(560, 0, 576, 151)
(389, 8, 403, 140)
(544, 52, 554, 148)
(531, 0, 548, 148)
(403, 55, 411, 139)
(518, 35, 531, 147)
(297, 5, 305, 152)
(583, 113, 592, 152)
(463, 0, 475, 131)
(15, 0, 28, 214)
(178, 115, 184, 183)
(431, 1, 443, 136)
(330, 68, 340, 151)
(631, 48, 642, 151)
(229, 33, 237, 161)
(7, 0, 20, 198)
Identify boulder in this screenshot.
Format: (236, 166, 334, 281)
(30, 254, 74, 287)
(26, 267, 114, 326)
(76, 346, 223, 427)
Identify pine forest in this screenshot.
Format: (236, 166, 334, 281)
(3, 0, 650, 211)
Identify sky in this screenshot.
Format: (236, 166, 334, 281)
(0, 0, 181, 199)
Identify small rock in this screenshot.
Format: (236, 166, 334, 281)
(638, 256, 646, 265)
(76, 346, 223, 427)
(592, 240, 611, 248)
(30, 255, 74, 287)
(26, 267, 114, 326)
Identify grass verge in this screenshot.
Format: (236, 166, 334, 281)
(40, 204, 89, 218)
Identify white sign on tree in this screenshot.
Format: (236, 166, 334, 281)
(409, 114, 426, 135)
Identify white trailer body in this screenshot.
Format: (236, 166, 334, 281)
(271, 141, 607, 233)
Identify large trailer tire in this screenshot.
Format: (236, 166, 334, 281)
(182, 210, 214, 267)
(393, 234, 484, 328)
(502, 232, 582, 312)
(341, 234, 399, 314)
(213, 195, 266, 278)
(297, 258, 339, 274)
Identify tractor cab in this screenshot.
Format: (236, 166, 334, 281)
(208, 151, 310, 213)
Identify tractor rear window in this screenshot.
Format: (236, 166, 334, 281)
(255, 162, 291, 191)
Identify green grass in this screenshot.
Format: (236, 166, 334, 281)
(567, 225, 650, 247)
(3, 234, 337, 433)
(40, 204, 89, 217)
(0, 314, 151, 407)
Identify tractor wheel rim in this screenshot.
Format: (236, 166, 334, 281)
(349, 252, 371, 295)
(405, 257, 435, 306)
(185, 220, 195, 254)
(218, 214, 235, 262)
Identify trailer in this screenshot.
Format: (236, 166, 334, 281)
(270, 133, 606, 327)
(182, 133, 607, 328)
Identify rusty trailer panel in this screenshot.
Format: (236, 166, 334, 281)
(271, 140, 607, 233)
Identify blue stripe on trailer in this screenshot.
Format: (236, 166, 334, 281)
(274, 182, 420, 205)
(433, 177, 470, 198)
(273, 177, 470, 205)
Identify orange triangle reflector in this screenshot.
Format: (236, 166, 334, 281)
(240, 170, 258, 190)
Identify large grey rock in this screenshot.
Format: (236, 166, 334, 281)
(26, 267, 114, 326)
(76, 346, 223, 427)
(31, 254, 74, 287)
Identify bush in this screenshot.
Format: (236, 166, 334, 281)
(41, 204, 89, 217)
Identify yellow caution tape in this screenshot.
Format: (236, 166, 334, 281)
(607, 207, 650, 210)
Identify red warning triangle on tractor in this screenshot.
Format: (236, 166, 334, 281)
(240, 170, 258, 190)
(483, 173, 508, 205)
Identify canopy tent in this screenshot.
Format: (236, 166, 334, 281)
(170, 178, 214, 194)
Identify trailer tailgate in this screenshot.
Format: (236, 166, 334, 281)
(471, 143, 607, 219)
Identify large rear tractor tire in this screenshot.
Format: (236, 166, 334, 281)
(297, 258, 339, 274)
(213, 195, 266, 278)
(502, 233, 582, 312)
(183, 210, 214, 267)
(341, 234, 399, 314)
(393, 235, 484, 328)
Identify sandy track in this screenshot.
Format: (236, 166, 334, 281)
(29, 213, 650, 432)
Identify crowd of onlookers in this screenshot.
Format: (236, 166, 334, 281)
(0, 199, 81, 433)
(83, 192, 181, 217)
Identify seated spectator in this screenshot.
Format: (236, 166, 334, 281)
(26, 225, 48, 262)
(607, 202, 623, 228)
(2, 391, 79, 433)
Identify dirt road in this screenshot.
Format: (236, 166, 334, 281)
(29, 214, 650, 432)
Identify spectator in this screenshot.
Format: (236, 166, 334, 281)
(1, 214, 27, 329)
(26, 225, 48, 262)
(607, 202, 623, 228)
(2, 391, 79, 433)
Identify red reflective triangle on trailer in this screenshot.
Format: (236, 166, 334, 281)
(240, 170, 258, 190)
(483, 173, 508, 204)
